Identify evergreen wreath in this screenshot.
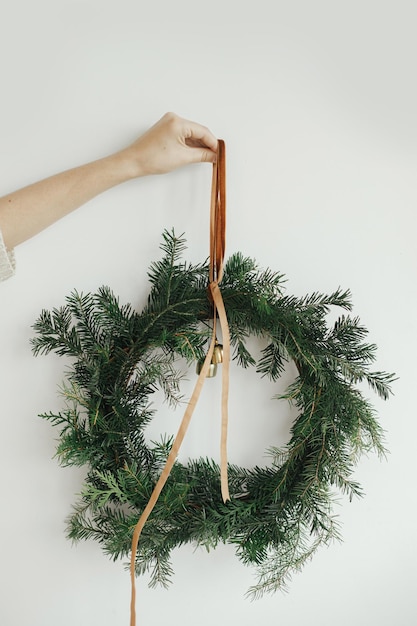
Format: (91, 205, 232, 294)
(32, 230, 394, 598)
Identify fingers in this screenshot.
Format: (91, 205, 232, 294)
(161, 112, 218, 164)
(182, 120, 218, 154)
(124, 112, 219, 177)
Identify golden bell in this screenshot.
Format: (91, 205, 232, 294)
(196, 358, 218, 378)
(212, 341, 224, 364)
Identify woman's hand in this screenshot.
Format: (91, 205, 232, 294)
(119, 112, 218, 177)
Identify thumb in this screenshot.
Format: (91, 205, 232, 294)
(188, 147, 217, 164)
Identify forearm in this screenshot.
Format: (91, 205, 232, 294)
(0, 150, 135, 249)
(0, 112, 217, 251)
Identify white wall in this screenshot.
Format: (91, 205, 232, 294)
(1, 1, 416, 625)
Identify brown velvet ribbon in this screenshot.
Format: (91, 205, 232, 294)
(129, 140, 230, 626)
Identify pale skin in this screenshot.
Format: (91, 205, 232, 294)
(0, 112, 218, 250)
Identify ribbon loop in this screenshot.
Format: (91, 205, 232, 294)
(210, 139, 226, 284)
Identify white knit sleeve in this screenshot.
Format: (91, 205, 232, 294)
(0, 230, 16, 281)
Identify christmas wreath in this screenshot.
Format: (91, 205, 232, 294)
(32, 230, 393, 599)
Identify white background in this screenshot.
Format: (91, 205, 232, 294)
(0, 1, 416, 625)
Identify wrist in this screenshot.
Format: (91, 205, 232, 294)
(103, 148, 145, 184)
(114, 142, 153, 180)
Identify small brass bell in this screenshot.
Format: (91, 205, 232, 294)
(196, 340, 223, 378)
(212, 341, 224, 364)
(196, 358, 218, 377)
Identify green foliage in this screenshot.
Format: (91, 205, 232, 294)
(32, 230, 394, 598)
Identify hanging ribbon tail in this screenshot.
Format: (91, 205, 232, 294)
(209, 281, 231, 503)
(129, 329, 217, 626)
